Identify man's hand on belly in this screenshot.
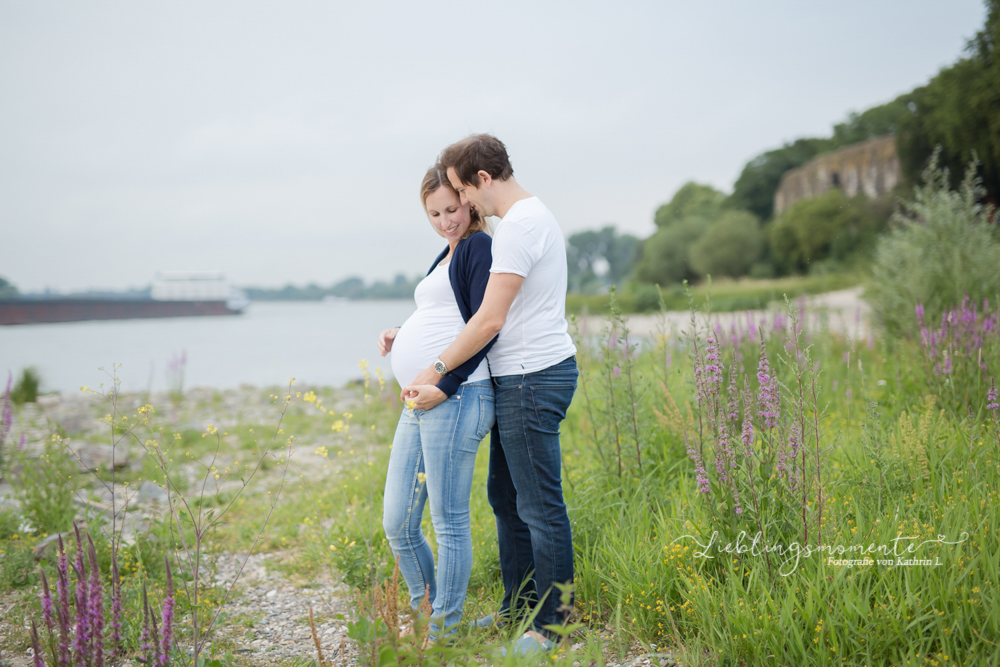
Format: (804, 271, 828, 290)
(401, 383, 447, 411)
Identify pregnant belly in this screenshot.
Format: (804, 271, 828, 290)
(390, 314, 462, 388)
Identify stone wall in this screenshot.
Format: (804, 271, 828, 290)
(774, 135, 900, 215)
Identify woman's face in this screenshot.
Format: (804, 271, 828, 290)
(424, 185, 472, 244)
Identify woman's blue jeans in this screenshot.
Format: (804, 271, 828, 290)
(382, 380, 495, 633)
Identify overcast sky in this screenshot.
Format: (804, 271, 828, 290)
(0, 0, 987, 293)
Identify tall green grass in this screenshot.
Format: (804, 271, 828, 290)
(304, 294, 998, 665)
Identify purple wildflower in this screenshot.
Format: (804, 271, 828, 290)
(921, 297, 999, 380)
(727, 371, 739, 423)
(18, 432, 25, 451)
(30, 621, 45, 667)
(787, 426, 801, 490)
(704, 334, 723, 391)
(732, 483, 743, 515)
(56, 536, 70, 667)
(692, 346, 707, 404)
(39, 569, 56, 667)
(987, 378, 998, 413)
(72, 525, 89, 667)
(695, 464, 711, 495)
(715, 424, 731, 484)
(756, 335, 780, 430)
(86, 535, 104, 667)
(140, 582, 154, 665)
(159, 557, 175, 667)
(685, 434, 711, 496)
(741, 410, 754, 457)
(149, 609, 162, 667)
(41, 569, 54, 632)
(612, 364, 621, 378)
(915, 302, 925, 328)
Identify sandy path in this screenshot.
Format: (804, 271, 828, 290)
(577, 287, 872, 341)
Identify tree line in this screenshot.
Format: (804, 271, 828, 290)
(573, 0, 999, 297)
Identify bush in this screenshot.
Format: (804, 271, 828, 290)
(633, 215, 705, 286)
(867, 154, 1000, 334)
(653, 181, 726, 228)
(13, 437, 77, 534)
(11, 367, 41, 404)
(689, 210, 764, 278)
(770, 188, 886, 274)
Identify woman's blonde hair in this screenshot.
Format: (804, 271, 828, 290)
(420, 165, 489, 239)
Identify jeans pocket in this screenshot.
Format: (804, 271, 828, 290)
(528, 383, 576, 434)
(475, 393, 496, 440)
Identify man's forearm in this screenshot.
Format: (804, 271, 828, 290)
(439, 311, 502, 371)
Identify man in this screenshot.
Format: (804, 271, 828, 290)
(403, 134, 578, 655)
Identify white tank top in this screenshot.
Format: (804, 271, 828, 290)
(390, 261, 490, 389)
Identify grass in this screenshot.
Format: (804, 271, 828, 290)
(2, 292, 998, 666)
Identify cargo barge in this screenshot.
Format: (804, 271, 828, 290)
(0, 271, 248, 326)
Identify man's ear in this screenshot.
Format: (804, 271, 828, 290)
(477, 170, 492, 188)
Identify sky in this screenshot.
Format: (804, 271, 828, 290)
(0, 0, 988, 293)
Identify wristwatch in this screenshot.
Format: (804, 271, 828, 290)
(433, 358, 449, 376)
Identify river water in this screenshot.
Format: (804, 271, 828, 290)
(0, 300, 416, 394)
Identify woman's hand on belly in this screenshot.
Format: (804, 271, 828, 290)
(378, 327, 400, 356)
(401, 384, 447, 411)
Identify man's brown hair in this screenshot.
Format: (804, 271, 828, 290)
(439, 134, 514, 187)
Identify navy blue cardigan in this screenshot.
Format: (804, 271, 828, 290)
(427, 230, 498, 397)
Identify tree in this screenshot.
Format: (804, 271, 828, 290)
(633, 216, 706, 286)
(689, 210, 765, 279)
(0, 276, 18, 299)
(896, 0, 1000, 201)
(769, 189, 886, 274)
(653, 182, 726, 228)
(830, 98, 911, 147)
(330, 277, 366, 299)
(728, 138, 831, 221)
(566, 226, 640, 293)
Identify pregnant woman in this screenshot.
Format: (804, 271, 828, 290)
(378, 166, 497, 635)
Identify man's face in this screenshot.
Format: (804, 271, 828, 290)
(446, 166, 492, 217)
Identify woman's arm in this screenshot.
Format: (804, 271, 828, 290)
(434, 235, 501, 397)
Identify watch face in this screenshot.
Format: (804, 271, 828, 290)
(434, 360, 447, 374)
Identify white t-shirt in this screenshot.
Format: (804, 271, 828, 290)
(391, 262, 490, 388)
(488, 196, 577, 376)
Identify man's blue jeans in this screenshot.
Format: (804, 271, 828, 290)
(382, 380, 495, 633)
(488, 356, 578, 636)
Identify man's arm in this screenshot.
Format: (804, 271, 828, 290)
(402, 272, 523, 403)
(442, 271, 523, 369)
